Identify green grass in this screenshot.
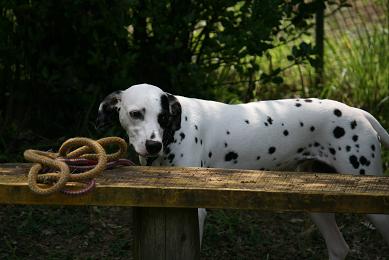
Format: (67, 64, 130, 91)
(324, 26, 388, 112)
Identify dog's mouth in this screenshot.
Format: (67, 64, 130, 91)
(143, 154, 159, 158)
(138, 152, 160, 166)
(138, 152, 160, 158)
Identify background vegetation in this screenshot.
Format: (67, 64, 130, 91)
(1, 0, 362, 161)
(0, 0, 388, 259)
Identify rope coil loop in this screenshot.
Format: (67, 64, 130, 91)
(23, 137, 129, 195)
(58, 137, 108, 181)
(24, 150, 70, 195)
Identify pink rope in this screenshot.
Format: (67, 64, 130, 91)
(58, 158, 135, 195)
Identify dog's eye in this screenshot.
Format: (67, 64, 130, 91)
(129, 110, 143, 120)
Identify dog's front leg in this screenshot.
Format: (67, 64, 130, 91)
(198, 208, 207, 247)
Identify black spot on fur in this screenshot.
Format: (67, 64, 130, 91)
(371, 153, 375, 158)
(159, 94, 182, 147)
(180, 153, 183, 157)
(160, 95, 169, 112)
(314, 142, 320, 147)
(302, 152, 311, 156)
(150, 132, 155, 139)
(333, 126, 345, 138)
(349, 155, 359, 169)
(359, 169, 366, 175)
(200, 139, 203, 145)
(359, 156, 369, 166)
(224, 142, 228, 148)
(268, 147, 276, 154)
(225, 151, 238, 161)
(208, 152, 212, 158)
(267, 116, 273, 125)
(371, 144, 376, 151)
(245, 120, 250, 124)
(283, 130, 289, 136)
(164, 147, 171, 155)
(195, 137, 198, 143)
(180, 132, 185, 141)
(310, 126, 315, 132)
(185, 116, 188, 121)
(334, 109, 342, 117)
(329, 148, 336, 155)
(304, 99, 313, 103)
(295, 103, 302, 107)
(352, 135, 358, 142)
(168, 153, 175, 163)
(297, 148, 304, 153)
(201, 160, 203, 167)
(194, 125, 198, 130)
(264, 122, 269, 127)
(226, 130, 230, 135)
(346, 145, 351, 152)
(256, 156, 261, 160)
(351, 120, 357, 129)
(300, 122, 304, 127)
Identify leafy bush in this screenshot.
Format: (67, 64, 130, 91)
(0, 0, 134, 160)
(0, 0, 360, 161)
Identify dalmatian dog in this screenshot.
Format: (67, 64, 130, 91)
(97, 83, 389, 260)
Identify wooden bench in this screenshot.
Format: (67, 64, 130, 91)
(1, 163, 389, 259)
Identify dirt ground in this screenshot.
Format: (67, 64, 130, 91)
(1, 205, 388, 259)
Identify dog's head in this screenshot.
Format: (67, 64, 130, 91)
(96, 84, 181, 157)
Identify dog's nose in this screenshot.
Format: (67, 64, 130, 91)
(145, 140, 162, 155)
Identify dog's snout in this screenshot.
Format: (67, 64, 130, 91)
(145, 140, 162, 155)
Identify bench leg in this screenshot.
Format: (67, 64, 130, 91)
(133, 207, 200, 260)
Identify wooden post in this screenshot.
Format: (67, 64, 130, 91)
(315, 0, 325, 87)
(133, 207, 200, 260)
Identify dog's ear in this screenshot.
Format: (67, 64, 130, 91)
(166, 93, 182, 131)
(96, 91, 122, 129)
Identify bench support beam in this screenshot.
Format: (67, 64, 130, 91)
(133, 207, 200, 260)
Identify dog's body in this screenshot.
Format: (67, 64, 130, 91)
(97, 83, 389, 260)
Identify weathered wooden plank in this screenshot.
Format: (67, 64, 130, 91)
(1, 163, 389, 213)
(133, 207, 200, 260)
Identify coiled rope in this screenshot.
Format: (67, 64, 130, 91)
(24, 137, 134, 195)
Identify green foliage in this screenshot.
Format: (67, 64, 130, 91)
(128, 0, 329, 99)
(0, 0, 133, 160)
(0, 0, 385, 164)
(0, 0, 331, 161)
